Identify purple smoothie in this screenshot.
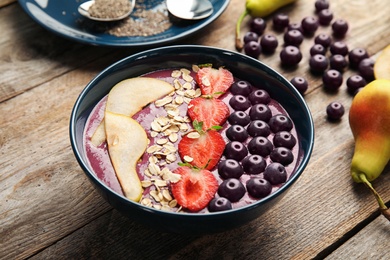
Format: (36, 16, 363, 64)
(83, 68, 303, 213)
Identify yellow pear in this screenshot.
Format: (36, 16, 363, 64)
(104, 111, 148, 202)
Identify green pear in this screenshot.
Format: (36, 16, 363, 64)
(349, 79, 390, 220)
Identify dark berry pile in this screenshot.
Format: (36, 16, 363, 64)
(240, 0, 375, 121)
(208, 80, 297, 212)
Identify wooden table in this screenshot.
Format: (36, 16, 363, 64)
(1, 0, 390, 259)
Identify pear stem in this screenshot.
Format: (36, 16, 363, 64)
(235, 10, 248, 51)
(359, 173, 390, 221)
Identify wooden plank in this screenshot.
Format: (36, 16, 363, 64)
(0, 3, 132, 103)
(326, 216, 390, 259)
(0, 0, 15, 8)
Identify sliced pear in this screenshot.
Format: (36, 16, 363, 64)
(91, 77, 174, 146)
(374, 45, 390, 80)
(104, 111, 148, 202)
(90, 119, 106, 147)
(106, 77, 175, 115)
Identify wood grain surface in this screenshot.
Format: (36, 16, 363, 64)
(1, 0, 390, 259)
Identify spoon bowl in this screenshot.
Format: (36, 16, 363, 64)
(166, 0, 214, 20)
(78, 0, 135, 22)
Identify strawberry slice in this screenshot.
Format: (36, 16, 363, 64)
(178, 121, 225, 170)
(171, 166, 218, 212)
(195, 67, 234, 97)
(188, 96, 230, 130)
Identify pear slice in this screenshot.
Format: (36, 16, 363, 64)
(104, 111, 148, 202)
(91, 77, 174, 146)
(106, 77, 175, 115)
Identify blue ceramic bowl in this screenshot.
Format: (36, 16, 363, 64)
(70, 45, 314, 234)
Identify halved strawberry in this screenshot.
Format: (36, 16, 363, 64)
(171, 166, 218, 212)
(178, 121, 225, 170)
(187, 96, 230, 130)
(195, 67, 234, 98)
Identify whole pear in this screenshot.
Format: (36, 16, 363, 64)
(349, 79, 390, 220)
(349, 79, 390, 183)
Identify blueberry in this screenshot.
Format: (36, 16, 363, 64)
(309, 54, 329, 73)
(358, 58, 375, 82)
(229, 95, 251, 111)
(248, 89, 271, 105)
(318, 9, 333, 26)
(231, 80, 253, 96)
(260, 34, 278, 53)
(264, 162, 287, 185)
(270, 147, 294, 166)
(273, 131, 296, 149)
(314, 33, 332, 48)
(246, 178, 272, 198)
(310, 44, 327, 56)
(243, 32, 259, 44)
(273, 13, 289, 31)
(332, 19, 349, 38)
(249, 103, 272, 121)
(280, 46, 302, 67)
(268, 114, 293, 133)
(348, 48, 369, 69)
(329, 54, 348, 72)
(290, 76, 308, 95)
(224, 141, 248, 161)
(301, 16, 319, 36)
(218, 159, 244, 179)
(346, 75, 367, 95)
(208, 197, 232, 212)
(326, 101, 345, 120)
(247, 120, 271, 137)
(218, 178, 246, 202)
(323, 69, 343, 91)
(228, 111, 251, 126)
(330, 41, 349, 56)
(242, 155, 266, 174)
(287, 22, 303, 33)
(250, 18, 266, 35)
(283, 29, 303, 47)
(244, 41, 262, 59)
(226, 125, 249, 142)
(315, 0, 329, 12)
(248, 136, 273, 157)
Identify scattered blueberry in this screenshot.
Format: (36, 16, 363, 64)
(346, 75, 367, 95)
(260, 34, 279, 54)
(323, 69, 343, 90)
(326, 101, 345, 120)
(273, 13, 290, 31)
(290, 76, 308, 95)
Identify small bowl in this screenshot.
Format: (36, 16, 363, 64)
(70, 45, 314, 234)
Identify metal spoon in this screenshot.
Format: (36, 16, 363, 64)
(78, 0, 135, 22)
(166, 0, 214, 20)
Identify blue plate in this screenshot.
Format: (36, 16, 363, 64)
(18, 0, 230, 47)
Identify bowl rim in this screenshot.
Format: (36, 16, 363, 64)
(70, 45, 315, 218)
